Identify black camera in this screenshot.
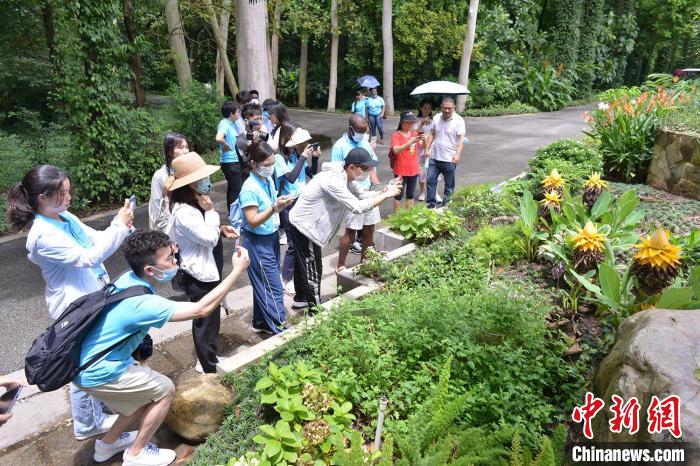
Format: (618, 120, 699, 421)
(246, 130, 269, 142)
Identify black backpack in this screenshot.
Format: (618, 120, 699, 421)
(25, 284, 152, 392)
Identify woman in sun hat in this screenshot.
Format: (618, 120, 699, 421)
(166, 152, 238, 373)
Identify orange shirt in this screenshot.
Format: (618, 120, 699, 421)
(390, 130, 420, 176)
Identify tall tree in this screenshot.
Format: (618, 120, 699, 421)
(326, 0, 339, 111)
(576, 0, 604, 94)
(299, 33, 309, 107)
(122, 0, 146, 107)
(204, 0, 239, 96)
(382, 0, 394, 115)
(456, 0, 479, 113)
(551, 0, 583, 72)
(236, 0, 272, 100)
(165, 0, 192, 90)
(269, 0, 282, 95)
(215, 0, 232, 98)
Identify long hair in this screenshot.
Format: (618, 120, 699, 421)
(246, 141, 275, 170)
(6, 165, 69, 231)
(168, 184, 198, 212)
(162, 132, 188, 171)
(268, 101, 290, 126)
(417, 99, 433, 118)
(278, 122, 297, 158)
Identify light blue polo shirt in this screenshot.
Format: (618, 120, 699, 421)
(217, 118, 239, 163)
(74, 272, 176, 387)
(331, 133, 377, 190)
(274, 152, 307, 198)
(367, 96, 385, 116)
(351, 98, 368, 116)
(240, 174, 278, 235)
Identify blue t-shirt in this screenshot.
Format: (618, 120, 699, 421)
(218, 118, 239, 163)
(351, 98, 368, 116)
(239, 174, 279, 235)
(367, 96, 385, 116)
(331, 134, 377, 190)
(275, 152, 307, 198)
(74, 272, 176, 387)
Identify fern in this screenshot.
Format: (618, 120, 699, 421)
(550, 424, 568, 466)
(510, 432, 524, 466)
(531, 437, 555, 466)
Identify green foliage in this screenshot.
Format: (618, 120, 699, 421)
(449, 184, 514, 231)
(461, 102, 539, 117)
(469, 65, 520, 108)
(170, 80, 221, 153)
(527, 139, 603, 192)
(659, 91, 700, 134)
(251, 420, 302, 466)
(597, 86, 642, 103)
(386, 206, 461, 245)
(512, 190, 548, 261)
(468, 225, 524, 266)
(517, 65, 575, 112)
(551, 0, 583, 74)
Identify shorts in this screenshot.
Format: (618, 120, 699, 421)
(345, 206, 380, 231)
(76, 363, 174, 416)
(394, 175, 418, 200)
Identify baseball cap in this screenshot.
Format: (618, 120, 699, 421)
(400, 111, 417, 122)
(345, 147, 379, 168)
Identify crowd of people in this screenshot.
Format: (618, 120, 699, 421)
(3, 88, 465, 465)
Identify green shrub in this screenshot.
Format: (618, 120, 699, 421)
(449, 184, 514, 230)
(528, 139, 603, 176)
(170, 80, 221, 153)
(597, 86, 641, 103)
(386, 206, 462, 245)
(517, 65, 574, 112)
(659, 92, 700, 134)
(467, 224, 524, 265)
(469, 65, 520, 108)
(462, 102, 538, 117)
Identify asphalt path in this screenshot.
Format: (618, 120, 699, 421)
(0, 105, 590, 374)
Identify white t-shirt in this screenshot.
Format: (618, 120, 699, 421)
(430, 113, 466, 162)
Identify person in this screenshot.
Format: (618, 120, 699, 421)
(6, 164, 134, 440)
(331, 114, 380, 269)
(248, 89, 260, 104)
(426, 97, 465, 208)
(74, 229, 249, 465)
(239, 141, 294, 333)
(261, 98, 276, 133)
(215, 101, 243, 209)
(267, 100, 292, 152)
(149, 133, 189, 232)
(166, 152, 238, 373)
(0, 376, 25, 427)
(289, 148, 401, 305)
(234, 90, 252, 134)
(276, 126, 321, 295)
(235, 102, 266, 172)
(366, 87, 385, 144)
(351, 90, 368, 120)
(390, 112, 421, 212)
(414, 99, 439, 203)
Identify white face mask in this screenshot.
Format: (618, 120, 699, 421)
(257, 164, 275, 178)
(351, 128, 368, 143)
(356, 169, 370, 182)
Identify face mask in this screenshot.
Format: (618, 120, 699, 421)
(263, 111, 270, 119)
(351, 128, 367, 143)
(257, 164, 275, 178)
(250, 98, 259, 104)
(195, 177, 211, 195)
(151, 266, 177, 283)
(356, 169, 370, 182)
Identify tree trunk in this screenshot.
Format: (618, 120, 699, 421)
(216, 0, 232, 98)
(382, 0, 394, 115)
(298, 35, 308, 108)
(122, 0, 146, 107)
(270, 0, 282, 93)
(204, 0, 239, 96)
(41, 0, 61, 77)
(236, 0, 272, 102)
(326, 0, 339, 112)
(165, 0, 192, 90)
(456, 0, 479, 112)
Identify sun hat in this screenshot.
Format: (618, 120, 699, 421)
(166, 152, 220, 191)
(285, 127, 312, 147)
(344, 147, 379, 168)
(399, 111, 417, 122)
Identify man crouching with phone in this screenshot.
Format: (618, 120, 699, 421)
(73, 230, 249, 465)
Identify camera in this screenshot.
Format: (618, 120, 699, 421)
(246, 130, 269, 142)
(309, 142, 320, 150)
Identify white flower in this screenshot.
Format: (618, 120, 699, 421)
(204, 82, 212, 94)
(597, 102, 609, 111)
(112, 18, 118, 26)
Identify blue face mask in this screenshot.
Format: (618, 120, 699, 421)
(151, 266, 178, 283)
(195, 177, 211, 195)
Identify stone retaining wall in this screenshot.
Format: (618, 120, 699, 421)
(647, 129, 700, 200)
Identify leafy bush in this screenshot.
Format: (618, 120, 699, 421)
(449, 183, 513, 230)
(528, 139, 603, 177)
(597, 86, 641, 103)
(462, 102, 538, 117)
(659, 91, 700, 134)
(467, 224, 524, 265)
(469, 65, 520, 108)
(517, 64, 574, 112)
(386, 206, 461, 245)
(170, 80, 221, 153)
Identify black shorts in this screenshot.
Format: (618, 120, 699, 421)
(394, 175, 418, 200)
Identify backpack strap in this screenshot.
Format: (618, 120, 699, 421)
(78, 285, 153, 373)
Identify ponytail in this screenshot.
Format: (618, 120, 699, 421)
(245, 140, 274, 169)
(6, 165, 69, 231)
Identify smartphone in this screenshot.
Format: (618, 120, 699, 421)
(129, 195, 137, 210)
(309, 142, 320, 150)
(0, 385, 22, 415)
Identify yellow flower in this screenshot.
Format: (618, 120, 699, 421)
(542, 169, 565, 190)
(571, 221, 607, 253)
(633, 228, 682, 270)
(584, 172, 607, 190)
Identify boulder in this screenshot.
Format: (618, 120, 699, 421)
(165, 374, 235, 442)
(592, 309, 700, 444)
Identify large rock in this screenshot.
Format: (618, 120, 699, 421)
(593, 309, 700, 444)
(165, 374, 235, 442)
(648, 129, 700, 199)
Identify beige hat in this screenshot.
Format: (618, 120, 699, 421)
(285, 127, 312, 148)
(166, 152, 220, 191)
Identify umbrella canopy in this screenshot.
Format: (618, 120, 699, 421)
(410, 81, 469, 96)
(357, 75, 381, 88)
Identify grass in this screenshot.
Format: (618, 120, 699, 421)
(461, 101, 538, 117)
(659, 94, 700, 134)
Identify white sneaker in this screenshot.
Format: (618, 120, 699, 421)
(195, 356, 223, 374)
(123, 444, 176, 466)
(75, 414, 118, 440)
(418, 193, 425, 202)
(279, 233, 287, 245)
(436, 193, 443, 203)
(284, 280, 296, 295)
(94, 431, 137, 462)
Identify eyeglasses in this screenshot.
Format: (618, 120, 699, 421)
(167, 243, 179, 263)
